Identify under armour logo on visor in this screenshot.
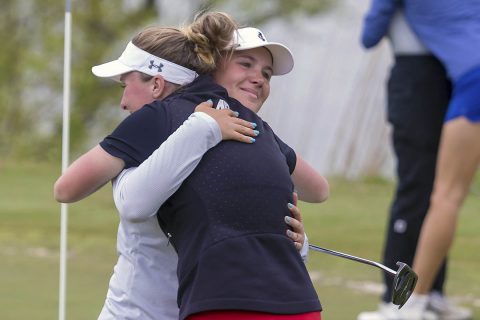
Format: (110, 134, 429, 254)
(148, 60, 164, 72)
(257, 32, 266, 41)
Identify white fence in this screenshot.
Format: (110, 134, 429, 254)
(156, 0, 396, 179)
(257, 0, 395, 179)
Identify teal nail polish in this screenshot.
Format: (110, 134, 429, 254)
(253, 130, 259, 136)
(233, 111, 239, 117)
(287, 203, 294, 209)
(206, 99, 213, 103)
(251, 122, 257, 128)
(285, 216, 291, 224)
(286, 230, 293, 237)
(250, 137, 256, 143)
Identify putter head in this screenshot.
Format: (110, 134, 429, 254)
(391, 262, 418, 308)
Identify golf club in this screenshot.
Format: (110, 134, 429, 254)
(309, 244, 417, 308)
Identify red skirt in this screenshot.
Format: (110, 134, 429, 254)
(187, 310, 321, 320)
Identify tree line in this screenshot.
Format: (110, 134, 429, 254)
(0, 0, 330, 162)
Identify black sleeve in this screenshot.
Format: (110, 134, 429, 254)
(263, 122, 297, 174)
(99, 102, 172, 169)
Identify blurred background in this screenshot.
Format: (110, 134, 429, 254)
(0, 0, 393, 178)
(1, 0, 478, 319)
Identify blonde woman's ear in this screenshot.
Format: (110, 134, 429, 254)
(151, 75, 167, 99)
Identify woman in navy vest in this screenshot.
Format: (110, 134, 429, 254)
(101, 26, 327, 320)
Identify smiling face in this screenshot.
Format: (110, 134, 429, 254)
(213, 47, 273, 113)
(119, 71, 156, 113)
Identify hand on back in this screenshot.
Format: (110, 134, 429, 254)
(195, 100, 258, 144)
(285, 192, 306, 251)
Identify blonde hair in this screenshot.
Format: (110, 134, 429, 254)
(132, 11, 238, 77)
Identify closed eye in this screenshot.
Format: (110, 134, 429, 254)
(262, 71, 272, 81)
(239, 61, 252, 68)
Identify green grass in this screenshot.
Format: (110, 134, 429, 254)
(304, 176, 480, 318)
(0, 161, 117, 320)
(0, 161, 479, 319)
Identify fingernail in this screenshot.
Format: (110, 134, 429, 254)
(284, 216, 291, 224)
(286, 230, 293, 237)
(287, 203, 294, 209)
(253, 130, 259, 136)
(251, 122, 257, 128)
(233, 111, 239, 117)
(206, 99, 213, 104)
(250, 137, 256, 143)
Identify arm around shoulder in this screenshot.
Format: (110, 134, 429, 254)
(112, 111, 222, 221)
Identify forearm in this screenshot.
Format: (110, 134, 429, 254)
(292, 156, 329, 203)
(361, 0, 400, 48)
(114, 112, 221, 221)
(54, 145, 124, 203)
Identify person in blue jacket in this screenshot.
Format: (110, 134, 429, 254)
(360, 1, 479, 319)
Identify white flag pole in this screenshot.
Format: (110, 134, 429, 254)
(59, 0, 72, 319)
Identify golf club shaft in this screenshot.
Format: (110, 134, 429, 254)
(308, 244, 396, 276)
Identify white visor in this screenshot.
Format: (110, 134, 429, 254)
(231, 27, 294, 75)
(91, 42, 198, 85)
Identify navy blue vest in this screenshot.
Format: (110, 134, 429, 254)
(101, 76, 321, 319)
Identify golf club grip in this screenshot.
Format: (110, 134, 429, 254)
(308, 244, 396, 276)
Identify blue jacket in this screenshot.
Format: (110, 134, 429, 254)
(361, 0, 480, 80)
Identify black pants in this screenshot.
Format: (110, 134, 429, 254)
(382, 55, 452, 302)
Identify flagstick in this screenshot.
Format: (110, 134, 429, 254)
(59, 0, 71, 319)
